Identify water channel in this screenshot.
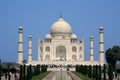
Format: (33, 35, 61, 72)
(52, 71, 72, 80)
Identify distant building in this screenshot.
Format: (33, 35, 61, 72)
(17, 17, 104, 66)
(1, 62, 19, 70)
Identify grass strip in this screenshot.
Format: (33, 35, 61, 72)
(32, 71, 51, 80)
(72, 71, 92, 80)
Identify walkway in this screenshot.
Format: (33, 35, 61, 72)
(43, 71, 81, 80)
(1, 73, 19, 80)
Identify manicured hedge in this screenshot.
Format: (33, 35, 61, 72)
(19, 64, 47, 80)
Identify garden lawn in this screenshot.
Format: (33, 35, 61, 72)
(72, 71, 93, 80)
(32, 71, 51, 80)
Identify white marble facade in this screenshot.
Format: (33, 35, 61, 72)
(18, 17, 104, 66)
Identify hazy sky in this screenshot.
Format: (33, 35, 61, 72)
(0, 0, 120, 62)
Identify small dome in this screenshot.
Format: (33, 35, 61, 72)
(90, 36, 93, 38)
(45, 34, 52, 39)
(29, 35, 32, 38)
(99, 26, 103, 30)
(50, 18, 72, 34)
(71, 34, 77, 39)
(19, 26, 23, 30)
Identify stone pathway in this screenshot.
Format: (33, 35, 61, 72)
(1, 73, 19, 80)
(43, 71, 81, 80)
(43, 71, 55, 80)
(67, 71, 81, 80)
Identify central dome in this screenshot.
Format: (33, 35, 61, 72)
(50, 18, 72, 34)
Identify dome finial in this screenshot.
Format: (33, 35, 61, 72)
(19, 24, 23, 29)
(60, 11, 62, 18)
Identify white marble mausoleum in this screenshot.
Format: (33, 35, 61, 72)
(17, 17, 104, 66)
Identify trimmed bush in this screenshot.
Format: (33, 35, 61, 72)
(103, 64, 106, 80)
(98, 65, 101, 80)
(108, 64, 113, 80)
(10, 68, 17, 73)
(88, 65, 92, 78)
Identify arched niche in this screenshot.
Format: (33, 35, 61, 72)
(56, 46, 66, 61)
(45, 55, 50, 61)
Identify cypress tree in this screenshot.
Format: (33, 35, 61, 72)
(7, 64, 11, 80)
(88, 65, 92, 78)
(34, 66, 37, 76)
(32, 66, 36, 76)
(19, 65, 23, 80)
(76, 65, 78, 72)
(93, 65, 96, 79)
(34, 65, 39, 75)
(78, 65, 80, 73)
(103, 64, 106, 80)
(35, 65, 40, 75)
(81, 65, 84, 74)
(76, 65, 78, 73)
(23, 64, 26, 80)
(27, 66, 30, 80)
(95, 65, 98, 80)
(98, 65, 101, 80)
(45, 65, 47, 72)
(29, 65, 32, 79)
(41, 65, 43, 73)
(82, 65, 87, 75)
(26, 65, 33, 80)
(108, 64, 113, 80)
(80, 65, 82, 73)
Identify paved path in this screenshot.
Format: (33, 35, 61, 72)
(43, 71, 81, 80)
(1, 73, 19, 80)
(43, 71, 55, 80)
(67, 71, 81, 80)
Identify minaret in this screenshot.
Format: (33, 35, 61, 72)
(38, 39, 42, 61)
(90, 36, 94, 61)
(28, 35, 32, 62)
(99, 27, 104, 66)
(18, 26, 23, 64)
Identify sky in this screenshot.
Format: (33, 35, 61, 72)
(0, 0, 120, 62)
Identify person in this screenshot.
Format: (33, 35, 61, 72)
(5, 73, 7, 79)
(15, 75, 18, 80)
(8, 72, 11, 80)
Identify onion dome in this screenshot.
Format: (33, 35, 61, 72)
(50, 18, 72, 34)
(45, 34, 52, 39)
(71, 34, 77, 39)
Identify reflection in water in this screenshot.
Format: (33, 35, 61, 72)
(52, 71, 72, 80)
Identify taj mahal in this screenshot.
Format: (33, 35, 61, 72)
(17, 17, 104, 66)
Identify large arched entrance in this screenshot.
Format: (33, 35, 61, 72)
(56, 46, 66, 61)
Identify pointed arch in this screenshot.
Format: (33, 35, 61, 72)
(45, 55, 50, 60)
(72, 46, 77, 52)
(45, 46, 50, 52)
(56, 46, 66, 61)
(72, 54, 77, 60)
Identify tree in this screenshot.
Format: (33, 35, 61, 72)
(106, 46, 120, 70)
(106, 46, 120, 79)
(93, 65, 96, 79)
(95, 65, 98, 80)
(88, 65, 92, 78)
(7, 63, 12, 80)
(19, 65, 23, 80)
(29, 65, 32, 79)
(98, 65, 101, 80)
(103, 64, 106, 80)
(108, 64, 113, 80)
(27, 66, 30, 80)
(23, 64, 26, 80)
